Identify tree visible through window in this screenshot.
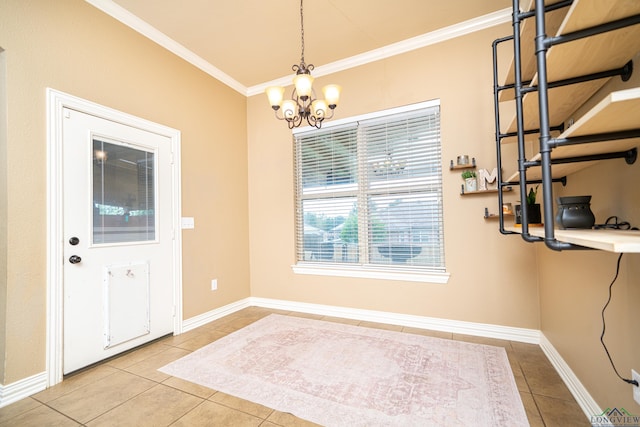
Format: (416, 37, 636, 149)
(294, 101, 445, 271)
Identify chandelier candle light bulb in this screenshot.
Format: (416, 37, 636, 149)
(264, 0, 341, 129)
(294, 74, 314, 98)
(265, 86, 285, 109)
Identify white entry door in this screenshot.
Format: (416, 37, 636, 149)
(62, 108, 175, 374)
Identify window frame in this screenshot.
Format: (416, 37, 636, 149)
(292, 100, 449, 284)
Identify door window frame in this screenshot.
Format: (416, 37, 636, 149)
(46, 88, 183, 387)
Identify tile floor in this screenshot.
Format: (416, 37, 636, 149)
(0, 307, 591, 426)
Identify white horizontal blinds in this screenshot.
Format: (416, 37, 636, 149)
(360, 106, 444, 269)
(293, 101, 444, 271)
(294, 124, 359, 263)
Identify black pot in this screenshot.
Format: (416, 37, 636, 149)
(515, 203, 542, 224)
(555, 196, 595, 229)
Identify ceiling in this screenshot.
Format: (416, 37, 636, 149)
(89, 0, 511, 94)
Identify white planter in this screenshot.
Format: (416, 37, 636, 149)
(465, 177, 477, 192)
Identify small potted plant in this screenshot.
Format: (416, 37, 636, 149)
(461, 170, 477, 192)
(515, 185, 542, 224)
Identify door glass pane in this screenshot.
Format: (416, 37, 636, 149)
(92, 139, 156, 244)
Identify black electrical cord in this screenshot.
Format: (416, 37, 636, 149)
(600, 252, 639, 387)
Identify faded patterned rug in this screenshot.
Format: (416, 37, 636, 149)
(159, 314, 529, 426)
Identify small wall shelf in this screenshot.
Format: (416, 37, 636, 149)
(485, 213, 514, 220)
(460, 187, 512, 196)
(449, 157, 476, 170)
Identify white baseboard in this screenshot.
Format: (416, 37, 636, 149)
(540, 333, 605, 422)
(0, 372, 47, 408)
(181, 296, 539, 343)
(248, 297, 541, 344)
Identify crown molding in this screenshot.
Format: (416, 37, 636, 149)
(84, 0, 247, 94)
(247, 7, 511, 96)
(85, 1, 510, 97)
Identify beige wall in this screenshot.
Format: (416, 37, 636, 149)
(247, 24, 541, 328)
(0, 0, 250, 384)
(537, 63, 640, 410)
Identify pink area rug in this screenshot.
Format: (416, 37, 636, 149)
(159, 314, 528, 426)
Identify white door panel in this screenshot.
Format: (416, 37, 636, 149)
(62, 108, 174, 374)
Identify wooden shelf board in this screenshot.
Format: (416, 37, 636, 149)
(505, 79, 609, 134)
(461, 188, 511, 196)
(558, 0, 640, 38)
(485, 213, 514, 220)
(536, 0, 640, 84)
(505, 88, 640, 180)
(562, 87, 640, 137)
(505, 226, 640, 253)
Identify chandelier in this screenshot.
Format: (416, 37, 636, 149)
(265, 0, 341, 129)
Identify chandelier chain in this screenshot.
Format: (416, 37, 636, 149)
(299, 0, 305, 64)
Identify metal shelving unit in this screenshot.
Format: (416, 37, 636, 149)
(492, 0, 640, 252)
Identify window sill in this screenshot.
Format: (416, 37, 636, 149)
(291, 263, 450, 284)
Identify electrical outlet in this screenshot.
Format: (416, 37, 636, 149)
(211, 279, 218, 291)
(633, 370, 640, 405)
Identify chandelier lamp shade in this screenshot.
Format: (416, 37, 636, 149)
(265, 0, 341, 129)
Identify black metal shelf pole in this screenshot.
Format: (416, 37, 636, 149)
(534, 0, 587, 251)
(513, 0, 544, 243)
(492, 35, 517, 235)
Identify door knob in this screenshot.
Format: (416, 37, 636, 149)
(69, 255, 82, 264)
(69, 237, 80, 245)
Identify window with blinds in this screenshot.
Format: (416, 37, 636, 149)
(294, 101, 444, 272)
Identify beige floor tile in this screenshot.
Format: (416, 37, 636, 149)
(320, 315, 361, 326)
(162, 376, 216, 399)
(266, 410, 323, 427)
(173, 329, 228, 351)
(209, 391, 274, 419)
(534, 393, 592, 426)
(401, 325, 453, 339)
(160, 328, 209, 347)
(46, 370, 156, 423)
(518, 354, 575, 400)
(227, 307, 275, 321)
(511, 362, 531, 393)
(0, 404, 80, 427)
(123, 346, 191, 382)
(33, 364, 119, 403)
(86, 383, 202, 427)
(172, 400, 263, 427)
(105, 340, 175, 370)
(511, 341, 548, 362)
(356, 320, 403, 332)
(0, 397, 42, 423)
(213, 316, 262, 333)
(287, 312, 324, 321)
(452, 333, 513, 350)
(520, 391, 545, 427)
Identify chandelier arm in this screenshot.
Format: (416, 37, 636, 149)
(323, 108, 336, 120)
